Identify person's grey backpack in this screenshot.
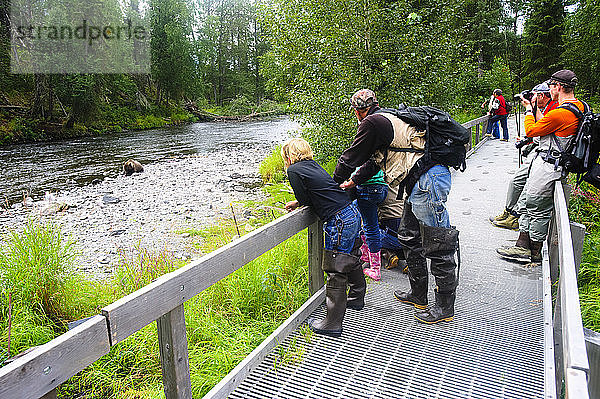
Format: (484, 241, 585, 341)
(554, 101, 600, 188)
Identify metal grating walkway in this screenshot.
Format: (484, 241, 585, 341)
(229, 118, 545, 399)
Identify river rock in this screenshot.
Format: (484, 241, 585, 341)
(102, 195, 120, 204)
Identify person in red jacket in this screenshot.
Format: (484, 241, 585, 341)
(486, 89, 509, 141)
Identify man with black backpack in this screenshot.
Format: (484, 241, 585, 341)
(333, 89, 466, 324)
(490, 82, 559, 231)
(497, 70, 583, 264)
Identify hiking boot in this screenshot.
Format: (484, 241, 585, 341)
(497, 245, 531, 261)
(364, 251, 381, 281)
(497, 231, 531, 262)
(530, 240, 543, 263)
(415, 289, 455, 324)
(489, 209, 509, 224)
(493, 214, 519, 231)
(386, 254, 399, 269)
(384, 250, 399, 270)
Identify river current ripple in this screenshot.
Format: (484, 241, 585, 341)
(0, 117, 299, 204)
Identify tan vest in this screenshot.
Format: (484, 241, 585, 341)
(372, 112, 426, 188)
(378, 185, 404, 220)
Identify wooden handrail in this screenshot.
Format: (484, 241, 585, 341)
(0, 115, 491, 399)
(547, 181, 590, 398)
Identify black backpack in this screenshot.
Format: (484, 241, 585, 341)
(378, 104, 471, 171)
(504, 101, 513, 114)
(553, 101, 600, 188)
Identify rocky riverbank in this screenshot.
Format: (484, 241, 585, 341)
(0, 146, 273, 279)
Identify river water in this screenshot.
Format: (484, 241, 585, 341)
(0, 117, 300, 276)
(0, 117, 299, 204)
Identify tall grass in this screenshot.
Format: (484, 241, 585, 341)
(58, 219, 309, 398)
(0, 220, 76, 362)
(259, 145, 285, 183)
(0, 220, 121, 364)
(0, 179, 308, 397)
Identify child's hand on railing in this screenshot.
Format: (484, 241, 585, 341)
(285, 200, 299, 212)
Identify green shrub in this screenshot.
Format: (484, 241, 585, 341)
(259, 146, 285, 183)
(570, 180, 600, 333)
(226, 95, 254, 116)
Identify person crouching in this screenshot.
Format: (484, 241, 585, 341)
(282, 138, 365, 337)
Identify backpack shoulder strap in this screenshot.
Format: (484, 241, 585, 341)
(559, 101, 589, 120)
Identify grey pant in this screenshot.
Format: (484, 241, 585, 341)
(506, 160, 532, 214)
(519, 156, 564, 242)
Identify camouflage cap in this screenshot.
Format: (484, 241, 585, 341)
(351, 89, 378, 110)
(532, 82, 550, 93)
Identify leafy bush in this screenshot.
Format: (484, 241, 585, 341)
(569, 180, 600, 333)
(226, 95, 254, 115)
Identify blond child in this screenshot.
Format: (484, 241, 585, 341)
(282, 138, 364, 337)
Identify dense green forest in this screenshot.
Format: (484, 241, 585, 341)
(1, 0, 599, 150)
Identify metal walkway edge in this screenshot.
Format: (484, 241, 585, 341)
(220, 118, 546, 399)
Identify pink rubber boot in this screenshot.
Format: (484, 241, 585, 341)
(364, 251, 381, 281)
(359, 234, 370, 263)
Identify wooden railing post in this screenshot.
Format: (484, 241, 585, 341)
(570, 222, 586, 274)
(307, 220, 324, 295)
(157, 304, 192, 399)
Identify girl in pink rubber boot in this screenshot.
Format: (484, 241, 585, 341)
(353, 170, 388, 281)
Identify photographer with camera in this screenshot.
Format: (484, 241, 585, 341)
(496, 70, 582, 265)
(490, 83, 558, 230)
(485, 89, 509, 141)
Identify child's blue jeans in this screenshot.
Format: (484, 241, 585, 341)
(323, 203, 360, 254)
(356, 184, 388, 253)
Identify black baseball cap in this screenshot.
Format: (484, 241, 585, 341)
(548, 69, 578, 87)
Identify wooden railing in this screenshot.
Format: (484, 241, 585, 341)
(463, 115, 490, 153)
(0, 207, 323, 399)
(0, 114, 509, 399)
(544, 182, 590, 398)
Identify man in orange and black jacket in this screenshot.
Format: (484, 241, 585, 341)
(497, 70, 583, 264)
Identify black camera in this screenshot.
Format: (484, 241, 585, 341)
(515, 137, 533, 150)
(513, 90, 534, 102)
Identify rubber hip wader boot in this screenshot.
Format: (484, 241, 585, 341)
(394, 203, 429, 309)
(347, 238, 366, 310)
(415, 225, 459, 324)
(308, 250, 357, 337)
(394, 257, 428, 309)
(415, 289, 456, 324)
